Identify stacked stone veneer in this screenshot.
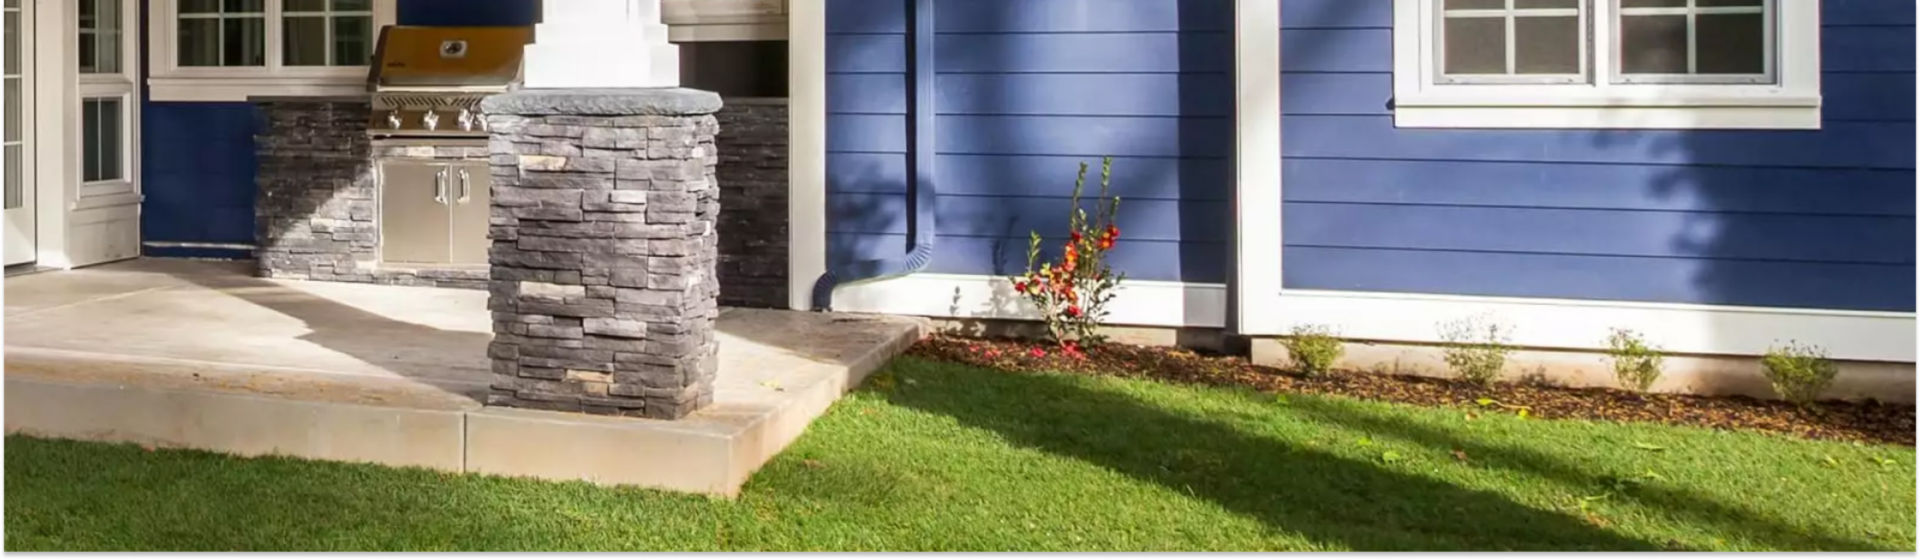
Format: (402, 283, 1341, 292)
(480, 89, 724, 419)
(253, 97, 489, 289)
(713, 98, 789, 309)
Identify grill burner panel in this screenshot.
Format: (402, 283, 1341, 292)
(366, 26, 532, 139)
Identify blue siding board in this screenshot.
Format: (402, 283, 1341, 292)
(397, 0, 538, 26)
(1284, 159, 1916, 217)
(938, 73, 1233, 117)
(827, 0, 1234, 282)
(936, 33, 1231, 74)
(1279, 0, 1919, 311)
(141, 102, 258, 250)
(831, 232, 1225, 282)
(1285, 246, 1914, 312)
(936, 0, 1230, 33)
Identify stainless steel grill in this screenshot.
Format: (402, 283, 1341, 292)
(367, 25, 532, 268)
(367, 25, 533, 139)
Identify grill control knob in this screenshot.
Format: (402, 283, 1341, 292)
(386, 111, 402, 129)
(423, 111, 441, 131)
(458, 109, 476, 131)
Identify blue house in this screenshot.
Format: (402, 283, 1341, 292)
(4, 0, 1912, 399)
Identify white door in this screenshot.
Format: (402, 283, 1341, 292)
(4, 0, 35, 266)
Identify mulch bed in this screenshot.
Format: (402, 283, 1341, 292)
(907, 335, 1916, 447)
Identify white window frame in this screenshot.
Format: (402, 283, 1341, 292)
(146, 0, 395, 102)
(1393, 0, 1821, 130)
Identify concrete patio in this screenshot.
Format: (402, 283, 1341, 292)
(3, 259, 925, 496)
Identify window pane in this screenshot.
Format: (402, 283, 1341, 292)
(222, 16, 265, 66)
(284, 16, 327, 66)
(224, 0, 263, 12)
(178, 17, 221, 66)
(333, 0, 372, 11)
(98, 99, 120, 182)
(82, 100, 100, 181)
(4, 77, 18, 142)
(1697, 13, 1765, 74)
(1514, 16, 1579, 74)
(1444, 17, 1507, 74)
(1514, 0, 1578, 8)
(4, 9, 16, 75)
(333, 16, 372, 66)
(285, 0, 325, 11)
(1619, 15, 1688, 74)
(5, 145, 20, 209)
(1621, 0, 1687, 7)
(180, 0, 220, 13)
(1698, 0, 1764, 6)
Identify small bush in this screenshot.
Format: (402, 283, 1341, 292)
(1282, 324, 1344, 378)
(1761, 342, 1838, 405)
(1438, 316, 1514, 387)
(1605, 328, 1665, 393)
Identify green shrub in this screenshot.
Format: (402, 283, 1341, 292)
(1282, 324, 1344, 378)
(1438, 316, 1513, 387)
(1761, 342, 1838, 405)
(1604, 328, 1665, 393)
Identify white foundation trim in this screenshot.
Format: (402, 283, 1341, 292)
(1268, 290, 1915, 363)
(830, 274, 1228, 329)
(1233, 0, 1283, 335)
(786, 0, 827, 311)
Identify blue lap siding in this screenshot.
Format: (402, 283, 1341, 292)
(138, 0, 537, 259)
(1279, 0, 1916, 312)
(825, 0, 1235, 283)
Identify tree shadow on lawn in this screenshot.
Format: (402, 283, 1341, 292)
(881, 363, 1663, 551)
(1282, 396, 1896, 551)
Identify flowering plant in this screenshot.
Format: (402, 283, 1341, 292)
(1011, 157, 1124, 355)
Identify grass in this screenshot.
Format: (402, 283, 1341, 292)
(6, 356, 1914, 551)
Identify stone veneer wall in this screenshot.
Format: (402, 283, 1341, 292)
(253, 98, 490, 289)
(712, 98, 788, 309)
(481, 89, 723, 419)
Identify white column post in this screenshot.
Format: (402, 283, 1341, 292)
(522, 0, 681, 89)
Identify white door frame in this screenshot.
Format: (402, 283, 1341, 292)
(4, 0, 37, 265)
(23, 0, 141, 270)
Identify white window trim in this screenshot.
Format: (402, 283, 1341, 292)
(1392, 0, 1821, 130)
(146, 0, 395, 102)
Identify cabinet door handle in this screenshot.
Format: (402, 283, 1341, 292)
(434, 168, 448, 205)
(457, 168, 472, 204)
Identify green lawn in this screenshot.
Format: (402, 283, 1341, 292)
(6, 356, 1914, 551)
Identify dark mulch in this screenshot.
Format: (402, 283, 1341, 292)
(907, 335, 1916, 447)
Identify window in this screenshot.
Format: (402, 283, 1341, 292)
(1393, 0, 1819, 129)
(147, 0, 394, 102)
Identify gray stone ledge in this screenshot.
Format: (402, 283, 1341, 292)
(483, 88, 724, 117)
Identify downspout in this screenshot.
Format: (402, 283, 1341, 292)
(811, 0, 938, 310)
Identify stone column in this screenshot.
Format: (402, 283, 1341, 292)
(479, 89, 723, 419)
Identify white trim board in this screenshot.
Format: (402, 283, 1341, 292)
(829, 274, 1229, 330)
(1271, 290, 1914, 363)
(831, 273, 1914, 363)
(1232, 0, 1283, 335)
(785, 0, 826, 311)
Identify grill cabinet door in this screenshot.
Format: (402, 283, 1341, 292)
(380, 160, 452, 264)
(448, 162, 493, 265)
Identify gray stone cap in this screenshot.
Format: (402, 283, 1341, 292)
(481, 87, 724, 116)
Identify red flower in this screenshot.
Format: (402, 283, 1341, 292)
(1098, 237, 1114, 250)
(1061, 341, 1086, 360)
(1106, 224, 1120, 239)
(1014, 281, 1029, 294)
(1066, 304, 1082, 318)
(1070, 231, 1083, 243)
(1029, 347, 1048, 358)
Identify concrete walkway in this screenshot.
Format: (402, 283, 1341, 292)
(4, 259, 925, 495)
